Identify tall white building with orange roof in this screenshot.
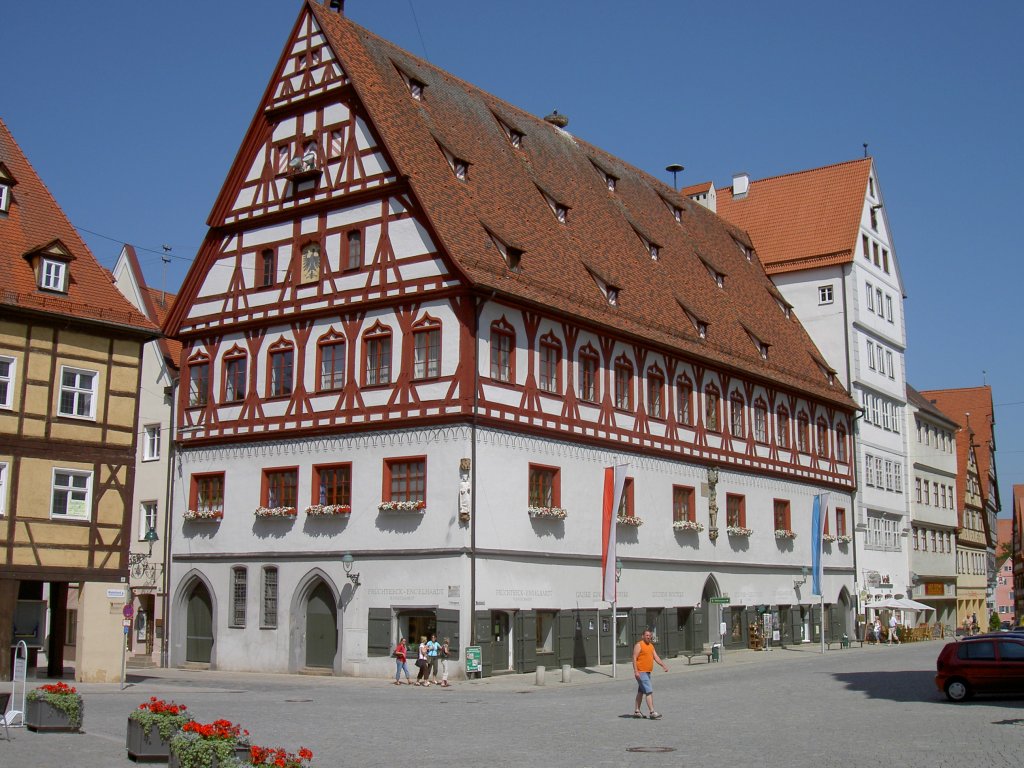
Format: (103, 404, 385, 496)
(710, 159, 913, 623)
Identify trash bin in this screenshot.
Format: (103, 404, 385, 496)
(711, 643, 721, 662)
(841, 634, 850, 649)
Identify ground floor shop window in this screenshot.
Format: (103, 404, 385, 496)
(536, 611, 555, 654)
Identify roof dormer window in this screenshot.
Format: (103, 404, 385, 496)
(537, 187, 569, 223)
(0, 184, 9, 213)
(678, 301, 708, 340)
(633, 229, 660, 261)
(705, 264, 724, 288)
(409, 78, 425, 100)
(586, 266, 618, 306)
(487, 230, 524, 273)
(41, 258, 67, 292)
(606, 174, 617, 192)
(454, 159, 468, 181)
(606, 287, 619, 306)
(735, 240, 754, 262)
(673, 207, 682, 223)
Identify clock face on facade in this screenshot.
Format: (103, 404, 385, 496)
(301, 243, 321, 284)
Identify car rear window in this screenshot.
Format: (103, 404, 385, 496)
(997, 640, 1024, 661)
(957, 641, 996, 660)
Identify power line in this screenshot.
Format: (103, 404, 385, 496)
(75, 224, 197, 264)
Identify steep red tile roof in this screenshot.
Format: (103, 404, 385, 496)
(681, 181, 712, 196)
(920, 386, 999, 517)
(172, 3, 854, 410)
(906, 384, 959, 429)
(119, 244, 180, 370)
(0, 118, 158, 335)
(715, 159, 872, 275)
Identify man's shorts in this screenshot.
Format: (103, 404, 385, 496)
(636, 672, 653, 695)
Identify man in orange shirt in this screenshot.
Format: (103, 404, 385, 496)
(632, 628, 669, 719)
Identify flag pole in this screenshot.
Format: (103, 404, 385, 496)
(612, 595, 617, 679)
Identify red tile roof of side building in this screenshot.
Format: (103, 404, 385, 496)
(681, 181, 712, 196)
(715, 158, 872, 275)
(119, 244, 181, 371)
(168, 1, 855, 412)
(0, 118, 158, 335)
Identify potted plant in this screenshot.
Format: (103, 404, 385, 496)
(304, 504, 350, 516)
(184, 509, 223, 522)
(169, 719, 250, 768)
(127, 696, 190, 762)
(726, 525, 753, 537)
(673, 519, 704, 533)
(254, 506, 297, 518)
(616, 514, 644, 527)
(248, 745, 314, 768)
(25, 681, 83, 732)
(378, 500, 426, 512)
(527, 506, 567, 520)
(774, 529, 797, 540)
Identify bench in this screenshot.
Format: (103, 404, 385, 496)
(681, 643, 714, 664)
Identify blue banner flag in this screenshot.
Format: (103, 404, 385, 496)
(811, 493, 828, 596)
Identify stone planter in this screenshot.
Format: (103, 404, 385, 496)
(127, 717, 176, 762)
(168, 742, 250, 768)
(26, 696, 83, 733)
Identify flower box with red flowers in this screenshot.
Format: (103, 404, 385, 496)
(127, 696, 190, 761)
(249, 744, 315, 768)
(26, 681, 83, 733)
(169, 719, 251, 768)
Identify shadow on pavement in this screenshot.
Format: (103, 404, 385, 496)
(833, 669, 1024, 709)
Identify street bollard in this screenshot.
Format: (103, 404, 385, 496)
(561, 664, 571, 683)
(535, 665, 545, 686)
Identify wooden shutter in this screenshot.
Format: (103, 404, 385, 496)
(367, 607, 392, 657)
(436, 608, 460, 660)
(514, 611, 537, 673)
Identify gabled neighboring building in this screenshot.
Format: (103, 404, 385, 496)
(921, 385, 1001, 627)
(0, 117, 159, 681)
(162, 0, 857, 677)
(111, 245, 180, 667)
(905, 385, 958, 627)
(708, 159, 911, 611)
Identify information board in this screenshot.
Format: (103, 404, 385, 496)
(465, 645, 482, 676)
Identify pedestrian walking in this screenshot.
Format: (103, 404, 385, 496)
(426, 633, 441, 685)
(887, 615, 901, 645)
(872, 618, 882, 644)
(631, 629, 668, 720)
(440, 637, 452, 687)
(393, 636, 411, 684)
(415, 635, 430, 686)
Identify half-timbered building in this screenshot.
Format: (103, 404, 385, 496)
(0, 118, 159, 681)
(163, 1, 857, 676)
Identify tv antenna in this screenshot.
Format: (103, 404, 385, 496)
(161, 245, 172, 306)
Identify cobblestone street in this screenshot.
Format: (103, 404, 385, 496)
(3, 640, 1021, 767)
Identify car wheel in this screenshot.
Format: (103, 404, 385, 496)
(944, 678, 971, 702)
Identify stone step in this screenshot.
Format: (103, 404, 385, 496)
(126, 657, 157, 669)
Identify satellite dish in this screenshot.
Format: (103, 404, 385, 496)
(866, 571, 881, 588)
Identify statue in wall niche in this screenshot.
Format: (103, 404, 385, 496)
(458, 461, 471, 523)
(707, 466, 720, 540)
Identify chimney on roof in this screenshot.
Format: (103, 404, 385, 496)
(544, 110, 569, 128)
(732, 172, 749, 199)
(328, 0, 345, 14)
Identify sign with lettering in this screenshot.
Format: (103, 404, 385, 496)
(924, 582, 945, 596)
(465, 645, 482, 675)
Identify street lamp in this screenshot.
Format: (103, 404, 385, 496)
(128, 525, 159, 568)
(794, 566, 809, 588)
(615, 558, 623, 583)
(341, 552, 361, 586)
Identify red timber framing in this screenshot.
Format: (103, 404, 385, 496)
(164, 3, 855, 493)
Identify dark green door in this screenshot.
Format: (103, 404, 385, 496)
(305, 583, 337, 668)
(491, 611, 511, 672)
(185, 582, 214, 663)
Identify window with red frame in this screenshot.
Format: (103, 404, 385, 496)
(268, 345, 294, 398)
(836, 426, 848, 462)
(618, 477, 635, 518)
(815, 418, 829, 458)
(413, 321, 441, 380)
(753, 401, 768, 443)
(835, 507, 847, 537)
(729, 393, 745, 437)
(346, 230, 363, 270)
(777, 407, 790, 449)
(578, 346, 599, 403)
(539, 333, 561, 394)
(314, 463, 351, 506)
(673, 485, 695, 522)
(614, 356, 632, 410)
(704, 386, 720, 432)
(260, 249, 275, 287)
(223, 350, 247, 402)
(647, 368, 664, 419)
(773, 499, 791, 532)
(796, 413, 810, 453)
(317, 336, 346, 391)
(726, 493, 745, 527)
(188, 357, 209, 407)
(364, 326, 392, 386)
(490, 320, 514, 383)
(191, 473, 225, 515)
(263, 468, 298, 509)
(385, 458, 426, 503)
(676, 376, 693, 425)
(528, 464, 560, 507)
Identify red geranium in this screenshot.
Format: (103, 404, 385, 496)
(138, 696, 187, 716)
(39, 682, 77, 695)
(182, 718, 248, 741)
(249, 744, 314, 767)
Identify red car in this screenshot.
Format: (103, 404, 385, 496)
(935, 636, 1024, 701)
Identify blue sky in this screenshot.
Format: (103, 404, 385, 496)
(5, 1, 1022, 513)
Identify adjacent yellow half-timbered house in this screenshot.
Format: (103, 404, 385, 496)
(0, 118, 159, 681)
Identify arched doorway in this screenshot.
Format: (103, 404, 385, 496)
(185, 581, 214, 664)
(305, 582, 338, 669)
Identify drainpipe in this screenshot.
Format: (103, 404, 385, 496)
(159, 375, 178, 668)
(470, 289, 495, 647)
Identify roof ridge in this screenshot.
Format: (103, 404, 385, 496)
(725, 157, 871, 190)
